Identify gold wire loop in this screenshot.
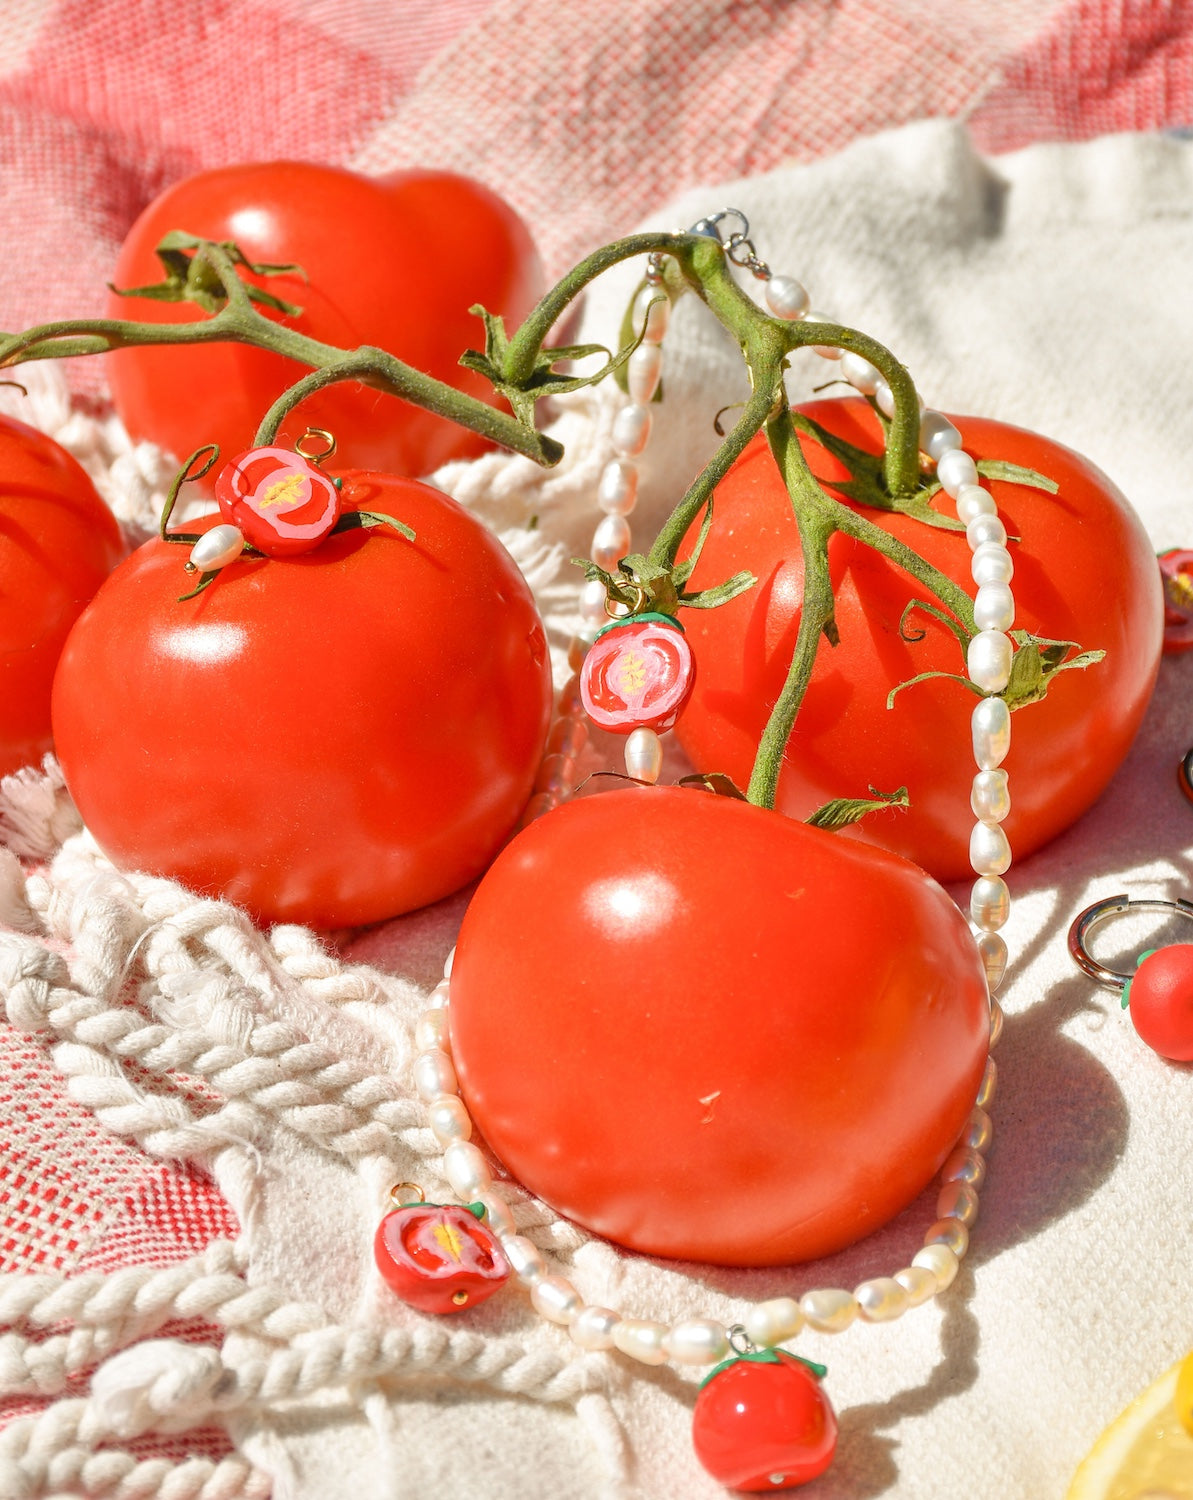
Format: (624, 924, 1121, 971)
(604, 583, 649, 620)
(389, 1182, 425, 1210)
(295, 427, 337, 465)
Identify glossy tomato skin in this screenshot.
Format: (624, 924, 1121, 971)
(449, 786, 989, 1266)
(692, 1352, 838, 1491)
(106, 163, 544, 477)
(675, 400, 1163, 882)
(51, 473, 552, 928)
(0, 414, 124, 777)
(1127, 945, 1193, 1061)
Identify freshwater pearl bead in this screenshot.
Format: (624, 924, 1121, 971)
(612, 403, 652, 458)
(977, 1057, 998, 1108)
(475, 1191, 515, 1237)
(801, 1288, 858, 1332)
(592, 514, 631, 572)
(971, 696, 1010, 769)
(531, 1276, 582, 1325)
(913, 1242, 960, 1290)
(627, 343, 663, 403)
(967, 514, 1008, 552)
(803, 311, 843, 357)
(571, 1306, 621, 1350)
(967, 631, 1013, 692)
(970, 819, 1012, 876)
(919, 410, 962, 460)
(415, 1009, 450, 1053)
(580, 577, 611, 626)
(428, 979, 451, 1008)
(989, 998, 1005, 1045)
(765, 274, 810, 320)
(964, 1106, 994, 1152)
(443, 1140, 492, 1198)
(941, 1147, 987, 1190)
(855, 1277, 909, 1322)
(874, 379, 894, 418)
(547, 716, 588, 756)
(613, 1318, 670, 1365)
(971, 874, 1011, 932)
(955, 484, 997, 524)
(924, 1220, 970, 1259)
(598, 459, 639, 515)
(189, 524, 244, 572)
(744, 1297, 804, 1348)
(973, 581, 1015, 633)
(535, 752, 573, 795)
(972, 541, 1014, 585)
(442, 947, 455, 979)
(894, 1266, 938, 1307)
(937, 1182, 980, 1226)
(427, 1094, 472, 1145)
(637, 289, 669, 344)
(936, 448, 978, 496)
(664, 1319, 731, 1364)
(414, 1049, 457, 1101)
(624, 726, 664, 784)
(841, 351, 881, 394)
(502, 1235, 548, 1282)
(978, 931, 1009, 991)
(971, 769, 1010, 822)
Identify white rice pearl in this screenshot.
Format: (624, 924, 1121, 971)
(627, 343, 663, 403)
(580, 577, 611, 626)
(924, 1219, 970, 1259)
(955, 484, 997, 524)
(414, 1049, 457, 1101)
(967, 631, 1013, 693)
(558, 675, 585, 717)
(972, 541, 1014, 585)
(978, 931, 1008, 992)
(977, 1057, 998, 1108)
(971, 769, 1010, 823)
(516, 791, 557, 828)
(502, 1235, 548, 1283)
(936, 448, 978, 496)
(598, 459, 639, 516)
(874, 378, 894, 418)
(744, 1297, 804, 1348)
(443, 1140, 491, 1198)
(570, 1306, 621, 1350)
(427, 1094, 472, 1146)
(415, 1009, 450, 1053)
(535, 752, 574, 796)
(805, 311, 843, 358)
(612, 1318, 670, 1365)
(855, 1277, 909, 1323)
(919, 410, 962, 460)
(441, 949, 455, 980)
(894, 1265, 938, 1307)
(989, 997, 1005, 1045)
(637, 289, 669, 344)
(964, 1105, 994, 1152)
(764, 274, 810, 320)
(663, 1319, 730, 1365)
(612, 403, 652, 458)
(840, 351, 881, 394)
(913, 1242, 960, 1290)
(624, 726, 663, 784)
(971, 874, 1011, 932)
(189, 524, 244, 572)
(941, 1147, 986, 1190)
(967, 513, 1008, 552)
(592, 514, 631, 572)
(971, 696, 1010, 769)
(548, 716, 588, 756)
(531, 1276, 582, 1325)
(973, 581, 1015, 633)
(937, 1181, 980, 1225)
(475, 1191, 515, 1237)
(970, 819, 1012, 877)
(800, 1288, 858, 1333)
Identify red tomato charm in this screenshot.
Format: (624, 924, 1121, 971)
(215, 446, 341, 557)
(580, 614, 695, 733)
(1123, 945, 1193, 1061)
(692, 1351, 838, 1491)
(374, 1201, 510, 1314)
(1159, 548, 1193, 652)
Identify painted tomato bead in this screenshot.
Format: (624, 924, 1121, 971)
(1159, 548, 1193, 653)
(580, 613, 695, 734)
(1124, 944, 1193, 1061)
(215, 446, 341, 557)
(692, 1351, 838, 1491)
(374, 1202, 510, 1314)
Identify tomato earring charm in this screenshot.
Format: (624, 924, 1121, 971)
(215, 429, 342, 558)
(374, 1186, 511, 1315)
(1069, 895, 1193, 1061)
(580, 611, 695, 734)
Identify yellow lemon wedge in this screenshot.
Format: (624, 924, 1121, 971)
(1066, 1356, 1193, 1499)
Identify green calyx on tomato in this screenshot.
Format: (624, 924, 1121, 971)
(699, 1351, 828, 1390)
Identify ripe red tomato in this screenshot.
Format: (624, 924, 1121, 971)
(0, 414, 124, 778)
(1125, 945, 1193, 1061)
(449, 785, 989, 1267)
(676, 400, 1163, 882)
(105, 163, 544, 477)
(51, 473, 552, 928)
(692, 1352, 837, 1491)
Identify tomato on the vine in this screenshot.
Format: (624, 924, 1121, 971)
(51, 472, 552, 929)
(0, 413, 124, 778)
(105, 163, 544, 477)
(676, 400, 1163, 882)
(449, 785, 989, 1267)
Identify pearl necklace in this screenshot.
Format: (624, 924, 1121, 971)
(407, 214, 1014, 1375)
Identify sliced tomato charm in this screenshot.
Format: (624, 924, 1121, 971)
(580, 613, 695, 734)
(374, 1201, 510, 1314)
(215, 445, 341, 557)
(1159, 548, 1193, 653)
(692, 1350, 838, 1491)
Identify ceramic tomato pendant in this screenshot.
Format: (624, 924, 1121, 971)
(215, 445, 341, 557)
(692, 1351, 837, 1491)
(374, 1200, 510, 1314)
(1123, 945, 1193, 1061)
(1159, 548, 1193, 652)
(580, 614, 695, 733)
